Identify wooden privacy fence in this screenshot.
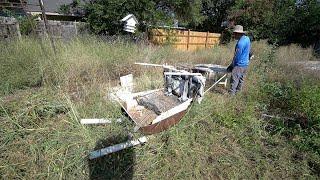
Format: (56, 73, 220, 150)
(150, 28, 221, 51)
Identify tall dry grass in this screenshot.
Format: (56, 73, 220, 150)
(0, 37, 319, 179)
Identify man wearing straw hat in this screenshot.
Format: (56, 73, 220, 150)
(227, 25, 251, 95)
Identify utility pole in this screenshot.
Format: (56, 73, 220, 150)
(38, 0, 56, 54)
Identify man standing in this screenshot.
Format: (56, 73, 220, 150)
(228, 25, 251, 95)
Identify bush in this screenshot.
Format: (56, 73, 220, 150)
(260, 80, 320, 154)
(17, 16, 37, 35)
(292, 85, 320, 128)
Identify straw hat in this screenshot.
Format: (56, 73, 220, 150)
(233, 25, 246, 34)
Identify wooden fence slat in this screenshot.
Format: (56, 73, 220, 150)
(205, 31, 209, 49)
(187, 29, 190, 50)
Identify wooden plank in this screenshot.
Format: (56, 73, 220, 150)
(187, 29, 190, 50)
(205, 31, 209, 49)
(80, 119, 112, 124)
(152, 99, 192, 124)
(80, 118, 123, 124)
(135, 62, 164, 67)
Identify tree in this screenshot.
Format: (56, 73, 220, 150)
(195, 0, 235, 32)
(61, 0, 235, 34)
(84, 0, 209, 35)
(292, 0, 320, 46)
(85, 0, 164, 34)
(154, 0, 205, 27)
(58, 0, 85, 16)
(228, 0, 320, 46)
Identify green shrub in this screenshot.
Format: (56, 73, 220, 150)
(17, 16, 37, 35)
(291, 85, 320, 128)
(260, 81, 320, 154)
(261, 82, 293, 112)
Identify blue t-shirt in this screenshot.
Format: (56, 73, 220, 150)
(233, 35, 251, 67)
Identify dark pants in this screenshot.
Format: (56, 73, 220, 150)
(229, 66, 247, 95)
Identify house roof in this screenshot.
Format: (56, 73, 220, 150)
(27, 0, 76, 13)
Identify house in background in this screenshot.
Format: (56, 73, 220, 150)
(0, 0, 85, 21)
(0, 0, 88, 40)
(26, 0, 85, 21)
(0, 0, 28, 16)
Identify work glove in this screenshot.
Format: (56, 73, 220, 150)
(227, 63, 233, 73)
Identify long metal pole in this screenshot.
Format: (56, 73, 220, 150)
(204, 74, 228, 94)
(38, 0, 56, 54)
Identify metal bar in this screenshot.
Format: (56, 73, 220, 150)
(89, 136, 148, 159)
(132, 88, 164, 98)
(164, 72, 202, 76)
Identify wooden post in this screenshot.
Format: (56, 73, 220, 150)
(39, 0, 56, 54)
(15, 21, 21, 39)
(74, 21, 78, 36)
(205, 31, 209, 49)
(186, 29, 190, 50)
(20, 0, 48, 56)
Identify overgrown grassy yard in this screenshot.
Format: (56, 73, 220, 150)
(1, 37, 319, 179)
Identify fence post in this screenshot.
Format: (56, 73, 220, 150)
(205, 31, 209, 49)
(74, 21, 78, 36)
(187, 29, 190, 50)
(15, 21, 21, 39)
(39, 0, 57, 54)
